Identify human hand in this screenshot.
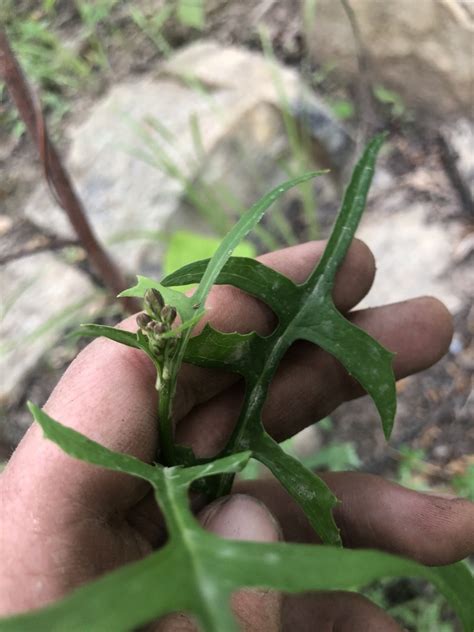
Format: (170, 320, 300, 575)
(1, 240, 472, 631)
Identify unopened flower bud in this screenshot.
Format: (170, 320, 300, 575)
(161, 305, 177, 324)
(136, 313, 151, 329)
(144, 288, 165, 318)
(149, 321, 166, 336)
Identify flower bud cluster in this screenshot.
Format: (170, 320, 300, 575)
(137, 288, 178, 358)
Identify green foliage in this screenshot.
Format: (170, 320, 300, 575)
(177, 0, 205, 29)
(129, 5, 174, 55)
(390, 593, 457, 632)
(239, 435, 360, 480)
(298, 440, 361, 471)
(364, 578, 464, 632)
(329, 97, 355, 120)
(396, 445, 430, 491)
(75, 0, 120, 29)
(452, 465, 474, 501)
(75, 0, 121, 69)
(1, 7, 89, 135)
(7, 19, 88, 87)
(2, 137, 472, 630)
(163, 230, 255, 277)
(373, 84, 406, 118)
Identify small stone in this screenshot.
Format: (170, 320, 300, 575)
(0, 253, 100, 405)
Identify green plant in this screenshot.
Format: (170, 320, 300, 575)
(240, 436, 360, 481)
(176, 0, 205, 29)
(452, 464, 474, 501)
(396, 445, 430, 491)
(75, 0, 121, 69)
(129, 4, 175, 56)
(364, 580, 458, 632)
(1, 10, 90, 135)
(329, 97, 356, 120)
(373, 84, 406, 119)
(130, 0, 205, 45)
(1, 136, 472, 631)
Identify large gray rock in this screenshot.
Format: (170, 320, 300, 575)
(24, 41, 348, 274)
(358, 203, 464, 314)
(306, 0, 474, 119)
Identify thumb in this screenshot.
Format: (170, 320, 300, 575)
(156, 494, 282, 632)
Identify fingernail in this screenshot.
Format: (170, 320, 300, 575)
(200, 494, 281, 542)
(199, 495, 233, 528)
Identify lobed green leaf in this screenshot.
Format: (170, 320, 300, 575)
(2, 409, 472, 632)
(118, 276, 196, 322)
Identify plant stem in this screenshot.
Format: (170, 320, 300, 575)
(0, 28, 137, 312)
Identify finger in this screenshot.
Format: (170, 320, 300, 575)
(2, 240, 374, 515)
(236, 473, 474, 565)
(2, 337, 158, 517)
(176, 296, 453, 455)
(154, 495, 282, 632)
(283, 591, 403, 631)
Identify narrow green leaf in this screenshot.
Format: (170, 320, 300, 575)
(308, 133, 386, 287)
(252, 432, 341, 546)
(163, 256, 298, 319)
(29, 403, 157, 483)
(0, 545, 191, 632)
(2, 543, 472, 632)
(77, 324, 142, 349)
(212, 542, 474, 632)
(291, 302, 396, 438)
(171, 451, 252, 487)
(192, 172, 321, 307)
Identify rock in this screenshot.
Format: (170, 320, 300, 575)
(357, 203, 462, 314)
(440, 118, 474, 214)
(0, 253, 100, 404)
(24, 40, 350, 274)
(305, 0, 474, 119)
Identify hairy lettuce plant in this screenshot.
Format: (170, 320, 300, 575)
(1, 135, 472, 632)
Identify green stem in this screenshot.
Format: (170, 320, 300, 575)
(157, 362, 175, 465)
(212, 328, 289, 496)
(158, 308, 205, 466)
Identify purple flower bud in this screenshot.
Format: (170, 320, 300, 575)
(136, 313, 151, 329)
(144, 288, 165, 318)
(161, 305, 177, 324)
